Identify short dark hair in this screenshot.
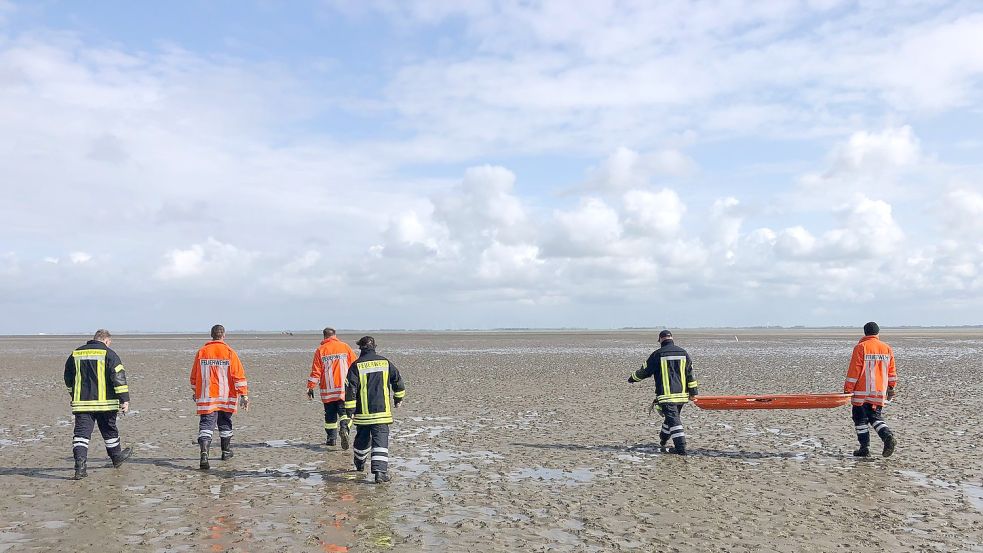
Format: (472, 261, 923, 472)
(356, 336, 376, 350)
(211, 324, 226, 340)
(863, 322, 880, 336)
(93, 329, 112, 341)
(658, 329, 673, 340)
(323, 327, 336, 338)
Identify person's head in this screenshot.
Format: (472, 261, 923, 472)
(356, 336, 376, 351)
(863, 321, 880, 336)
(658, 329, 673, 344)
(211, 324, 226, 341)
(323, 327, 336, 339)
(93, 328, 112, 346)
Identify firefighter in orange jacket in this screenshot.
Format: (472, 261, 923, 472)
(190, 324, 249, 469)
(844, 322, 897, 458)
(306, 327, 358, 448)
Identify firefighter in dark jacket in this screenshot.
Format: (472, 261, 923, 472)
(64, 329, 133, 479)
(344, 336, 406, 483)
(628, 329, 698, 455)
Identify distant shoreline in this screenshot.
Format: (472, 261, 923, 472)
(5, 326, 981, 338)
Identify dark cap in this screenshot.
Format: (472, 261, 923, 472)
(658, 329, 673, 340)
(356, 335, 376, 350)
(863, 322, 879, 336)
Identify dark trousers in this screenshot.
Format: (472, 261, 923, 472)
(198, 411, 233, 444)
(322, 401, 349, 438)
(852, 404, 893, 448)
(353, 424, 390, 473)
(73, 411, 121, 461)
(658, 403, 687, 452)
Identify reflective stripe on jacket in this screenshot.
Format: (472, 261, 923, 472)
(190, 341, 248, 415)
(844, 335, 896, 406)
(630, 340, 698, 404)
(64, 340, 130, 413)
(307, 337, 358, 403)
(344, 349, 406, 425)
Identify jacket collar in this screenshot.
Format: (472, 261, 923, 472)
(359, 347, 376, 355)
(859, 335, 880, 343)
(320, 336, 339, 345)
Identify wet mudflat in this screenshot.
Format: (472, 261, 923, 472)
(1, 330, 981, 552)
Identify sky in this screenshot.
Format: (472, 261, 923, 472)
(1, 0, 982, 333)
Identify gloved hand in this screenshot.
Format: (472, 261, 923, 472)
(307, 388, 315, 400)
(346, 408, 355, 418)
(886, 387, 896, 400)
(627, 375, 634, 383)
(394, 398, 402, 409)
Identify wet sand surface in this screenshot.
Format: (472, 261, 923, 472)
(1, 330, 981, 552)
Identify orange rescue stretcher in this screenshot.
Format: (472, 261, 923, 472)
(692, 393, 851, 410)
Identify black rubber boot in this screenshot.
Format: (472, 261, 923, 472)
(853, 446, 870, 457)
(199, 438, 211, 470)
(672, 437, 687, 456)
(73, 458, 87, 480)
(374, 471, 391, 484)
(111, 447, 132, 468)
(882, 434, 896, 458)
(220, 437, 234, 460)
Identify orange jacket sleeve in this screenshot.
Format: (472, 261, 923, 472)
(308, 350, 323, 389)
(887, 351, 897, 388)
(844, 343, 863, 393)
(190, 351, 200, 390)
(230, 350, 248, 395)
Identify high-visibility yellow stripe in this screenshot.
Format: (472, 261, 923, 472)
(97, 357, 106, 401)
(343, 401, 356, 409)
(74, 363, 82, 403)
(71, 399, 120, 412)
(687, 381, 698, 389)
(353, 414, 393, 424)
(114, 385, 129, 393)
(357, 360, 388, 370)
(393, 390, 406, 399)
(359, 371, 369, 415)
(324, 422, 339, 429)
(115, 364, 125, 373)
(382, 369, 391, 415)
(678, 357, 686, 395)
(660, 358, 670, 396)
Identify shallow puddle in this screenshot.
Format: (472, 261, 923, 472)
(507, 467, 594, 483)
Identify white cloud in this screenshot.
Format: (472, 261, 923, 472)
(155, 238, 256, 281)
(706, 197, 743, 262)
(477, 242, 542, 282)
(774, 226, 817, 258)
(546, 197, 622, 258)
(830, 126, 920, 174)
(622, 189, 686, 237)
(585, 147, 695, 191)
(823, 195, 905, 259)
(943, 187, 983, 234)
(69, 251, 92, 264)
(369, 4, 983, 155)
(432, 165, 529, 245)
